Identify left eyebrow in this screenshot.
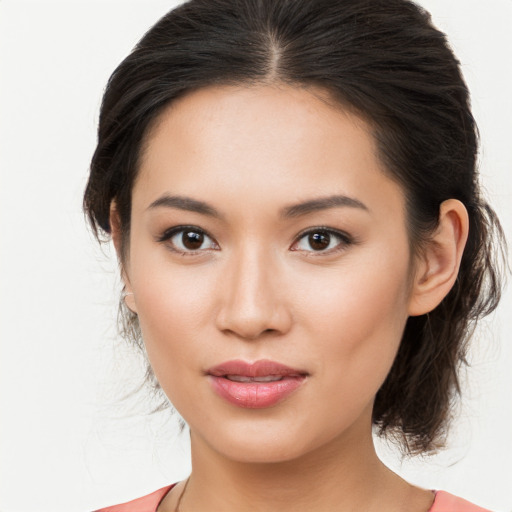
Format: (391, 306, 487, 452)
(280, 194, 369, 218)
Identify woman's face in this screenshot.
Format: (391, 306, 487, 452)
(123, 84, 417, 463)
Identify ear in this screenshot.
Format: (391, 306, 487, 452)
(408, 199, 469, 317)
(109, 202, 138, 313)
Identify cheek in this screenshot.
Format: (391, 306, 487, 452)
(128, 247, 218, 383)
(295, 250, 412, 400)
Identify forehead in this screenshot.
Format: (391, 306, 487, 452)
(134, 83, 404, 220)
(140, 83, 374, 171)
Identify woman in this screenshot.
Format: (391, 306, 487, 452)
(84, 0, 506, 510)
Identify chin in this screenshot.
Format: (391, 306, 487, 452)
(191, 412, 357, 466)
(218, 435, 313, 464)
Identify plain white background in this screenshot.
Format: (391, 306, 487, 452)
(0, 1, 511, 511)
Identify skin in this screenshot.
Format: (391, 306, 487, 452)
(110, 83, 468, 512)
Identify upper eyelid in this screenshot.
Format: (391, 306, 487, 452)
(289, 230, 353, 257)
(294, 227, 352, 243)
(156, 226, 219, 255)
(157, 225, 216, 242)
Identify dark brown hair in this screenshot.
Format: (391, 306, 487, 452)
(84, 0, 506, 454)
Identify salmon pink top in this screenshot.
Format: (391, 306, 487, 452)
(94, 485, 492, 512)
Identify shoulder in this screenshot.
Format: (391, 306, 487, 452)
(430, 491, 492, 512)
(93, 484, 175, 512)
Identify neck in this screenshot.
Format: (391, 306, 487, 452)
(172, 421, 429, 512)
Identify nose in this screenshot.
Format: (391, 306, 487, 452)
(215, 246, 292, 340)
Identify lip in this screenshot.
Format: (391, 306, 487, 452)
(207, 359, 308, 409)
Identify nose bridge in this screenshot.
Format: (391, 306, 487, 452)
(216, 240, 289, 339)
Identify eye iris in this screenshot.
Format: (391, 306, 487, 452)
(308, 232, 330, 250)
(182, 231, 204, 250)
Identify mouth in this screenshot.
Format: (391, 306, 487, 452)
(224, 375, 289, 383)
(207, 359, 308, 409)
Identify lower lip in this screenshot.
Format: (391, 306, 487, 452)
(208, 375, 306, 409)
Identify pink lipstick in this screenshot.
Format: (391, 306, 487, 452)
(207, 359, 307, 409)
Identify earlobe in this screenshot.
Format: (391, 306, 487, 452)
(122, 291, 137, 313)
(408, 199, 469, 317)
(109, 202, 138, 314)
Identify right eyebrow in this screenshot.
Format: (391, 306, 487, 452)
(146, 194, 223, 219)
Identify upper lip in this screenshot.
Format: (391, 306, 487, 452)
(207, 359, 308, 378)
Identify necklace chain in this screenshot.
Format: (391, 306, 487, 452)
(174, 477, 190, 512)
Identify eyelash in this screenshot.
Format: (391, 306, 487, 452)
(156, 225, 354, 256)
(156, 225, 219, 255)
(291, 227, 353, 255)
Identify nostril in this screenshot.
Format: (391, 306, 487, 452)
(215, 295, 293, 340)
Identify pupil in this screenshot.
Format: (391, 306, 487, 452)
(183, 231, 204, 250)
(309, 232, 330, 250)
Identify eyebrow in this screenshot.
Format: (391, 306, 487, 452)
(281, 195, 369, 218)
(147, 194, 223, 219)
(146, 193, 369, 219)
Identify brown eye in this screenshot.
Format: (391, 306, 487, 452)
(159, 226, 218, 253)
(292, 228, 351, 253)
(308, 232, 330, 251)
(182, 230, 204, 250)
